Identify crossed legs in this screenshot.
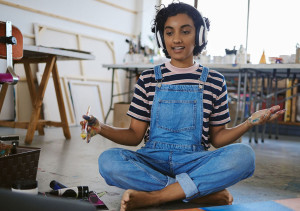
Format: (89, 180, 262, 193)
(120, 183, 233, 211)
(99, 144, 255, 211)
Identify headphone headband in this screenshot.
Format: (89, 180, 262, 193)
(155, 13, 208, 50)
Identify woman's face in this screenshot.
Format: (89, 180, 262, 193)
(164, 13, 196, 67)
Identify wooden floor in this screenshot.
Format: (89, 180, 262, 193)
(1, 126, 300, 210)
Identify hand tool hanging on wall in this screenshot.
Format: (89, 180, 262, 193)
(0, 21, 23, 84)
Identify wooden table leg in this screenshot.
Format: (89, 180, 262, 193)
(25, 56, 55, 144)
(23, 61, 45, 135)
(0, 83, 9, 112)
(52, 63, 71, 139)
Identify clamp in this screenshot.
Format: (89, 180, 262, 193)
(0, 21, 19, 85)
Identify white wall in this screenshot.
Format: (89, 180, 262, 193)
(0, 0, 158, 124)
(0, 0, 140, 62)
(139, 0, 158, 49)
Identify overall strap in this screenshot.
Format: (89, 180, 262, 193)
(199, 66, 209, 90)
(154, 65, 163, 87)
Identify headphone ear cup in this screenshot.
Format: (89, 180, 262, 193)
(198, 26, 204, 46)
(198, 24, 207, 47)
(197, 13, 208, 47)
(156, 30, 164, 49)
(203, 26, 208, 45)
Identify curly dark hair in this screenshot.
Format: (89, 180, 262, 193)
(152, 2, 210, 58)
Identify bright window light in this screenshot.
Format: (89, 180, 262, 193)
(160, 0, 300, 64)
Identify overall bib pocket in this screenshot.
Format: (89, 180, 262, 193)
(156, 99, 196, 132)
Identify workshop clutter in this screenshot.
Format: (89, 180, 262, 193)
(197, 43, 300, 64)
(296, 44, 300, 64)
(196, 45, 250, 65)
(269, 55, 296, 64)
(268, 44, 300, 64)
(228, 92, 288, 123)
(123, 35, 168, 65)
(228, 93, 251, 121)
(46, 180, 108, 209)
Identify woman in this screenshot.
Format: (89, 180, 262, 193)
(82, 2, 284, 211)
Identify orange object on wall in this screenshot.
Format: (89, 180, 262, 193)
(0, 21, 23, 60)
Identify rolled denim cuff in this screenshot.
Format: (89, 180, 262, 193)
(176, 173, 199, 202)
(165, 176, 176, 187)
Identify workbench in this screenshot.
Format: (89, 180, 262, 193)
(0, 45, 95, 144)
(103, 63, 300, 143)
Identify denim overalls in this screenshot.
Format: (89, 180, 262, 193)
(99, 65, 255, 201)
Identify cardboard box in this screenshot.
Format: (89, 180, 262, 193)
(113, 102, 131, 128)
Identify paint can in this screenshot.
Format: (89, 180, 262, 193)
(11, 180, 38, 195)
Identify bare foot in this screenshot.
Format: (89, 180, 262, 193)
(191, 189, 233, 206)
(120, 189, 162, 211)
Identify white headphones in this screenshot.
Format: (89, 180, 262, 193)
(155, 13, 208, 49)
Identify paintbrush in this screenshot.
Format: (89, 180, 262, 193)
(80, 106, 91, 140)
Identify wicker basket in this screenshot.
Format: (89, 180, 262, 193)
(0, 146, 40, 189)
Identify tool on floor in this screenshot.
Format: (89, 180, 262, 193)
(48, 186, 89, 199)
(50, 180, 67, 190)
(88, 191, 108, 209)
(47, 180, 108, 209)
(81, 105, 91, 140)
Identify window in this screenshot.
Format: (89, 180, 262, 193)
(160, 0, 300, 64)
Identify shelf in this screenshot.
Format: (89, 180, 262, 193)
(277, 121, 300, 126)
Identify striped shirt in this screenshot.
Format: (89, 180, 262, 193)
(127, 62, 230, 149)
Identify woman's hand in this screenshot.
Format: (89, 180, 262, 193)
(80, 115, 102, 143)
(247, 105, 285, 126)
